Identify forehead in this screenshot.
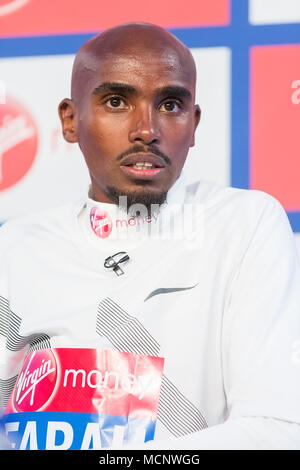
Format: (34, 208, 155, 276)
(89, 48, 195, 95)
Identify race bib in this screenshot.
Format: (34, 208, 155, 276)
(3, 348, 164, 450)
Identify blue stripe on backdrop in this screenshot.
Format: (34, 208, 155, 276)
(0, 0, 299, 230)
(287, 213, 300, 233)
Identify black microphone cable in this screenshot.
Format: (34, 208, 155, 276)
(104, 251, 130, 276)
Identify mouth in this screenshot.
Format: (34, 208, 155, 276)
(120, 153, 167, 179)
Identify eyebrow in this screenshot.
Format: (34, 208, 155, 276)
(92, 82, 192, 100)
(92, 82, 137, 96)
(157, 86, 192, 101)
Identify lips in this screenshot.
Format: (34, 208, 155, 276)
(120, 153, 166, 179)
(120, 153, 166, 168)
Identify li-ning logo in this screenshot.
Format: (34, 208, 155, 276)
(0, 0, 30, 16)
(12, 350, 59, 412)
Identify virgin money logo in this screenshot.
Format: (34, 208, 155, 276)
(0, 0, 30, 16)
(0, 96, 38, 191)
(12, 349, 59, 413)
(90, 206, 113, 239)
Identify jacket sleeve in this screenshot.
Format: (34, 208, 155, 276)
(0, 220, 28, 414)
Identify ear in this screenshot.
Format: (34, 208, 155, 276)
(190, 104, 201, 147)
(58, 98, 78, 143)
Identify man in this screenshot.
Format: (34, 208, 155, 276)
(0, 22, 300, 450)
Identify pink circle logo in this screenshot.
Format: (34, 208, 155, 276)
(90, 207, 113, 238)
(0, 96, 38, 191)
(0, 0, 30, 16)
(12, 349, 59, 413)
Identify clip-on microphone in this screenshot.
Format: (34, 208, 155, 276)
(104, 251, 130, 276)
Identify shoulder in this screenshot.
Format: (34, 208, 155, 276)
(187, 179, 287, 221)
(0, 200, 83, 258)
(184, 180, 293, 253)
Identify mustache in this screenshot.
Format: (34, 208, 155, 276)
(117, 144, 172, 166)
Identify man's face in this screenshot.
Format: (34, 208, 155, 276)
(61, 45, 200, 207)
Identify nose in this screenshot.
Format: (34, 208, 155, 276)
(128, 103, 160, 145)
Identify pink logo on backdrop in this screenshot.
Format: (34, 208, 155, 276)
(12, 349, 59, 413)
(0, 96, 38, 191)
(0, 0, 30, 16)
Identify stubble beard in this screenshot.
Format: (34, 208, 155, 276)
(105, 184, 168, 218)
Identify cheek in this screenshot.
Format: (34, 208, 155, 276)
(81, 115, 130, 152)
(77, 124, 109, 163)
(162, 123, 194, 160)
(161, 116, 194, 143)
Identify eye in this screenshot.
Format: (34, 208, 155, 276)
(105, 96, 128, 109)
(159, 100, 181, 113)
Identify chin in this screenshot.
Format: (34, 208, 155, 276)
(105, 185, 168, 215)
